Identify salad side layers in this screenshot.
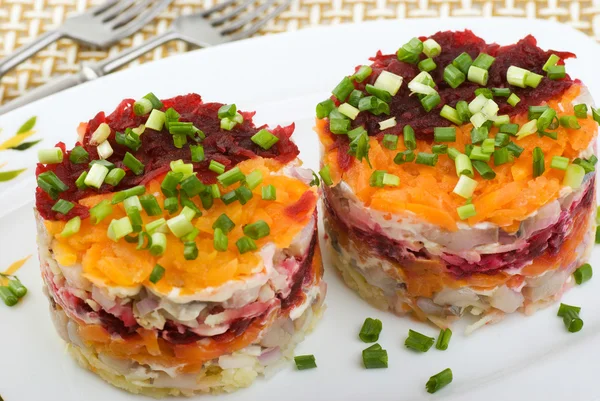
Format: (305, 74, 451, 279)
(316, 30, 597, 330)
(35, 94, 325, 397)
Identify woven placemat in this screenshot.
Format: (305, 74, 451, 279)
(0, 0, 597, 105)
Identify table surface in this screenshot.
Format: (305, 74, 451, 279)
(0, 0, 598, 105)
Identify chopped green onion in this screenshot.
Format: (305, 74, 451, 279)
(418, 57, 436, 72)
(404, 329, 435, 352)
(51, 199, 74, 215)
(139, 194, 162, 216)
(563, 163, 585, 189)
(0, 286, 18, 306)
(537, 107, 557, 131)
(378, 117, 397, 131)
(529, 105, 549, 119)
(559, 116, 580, 129)
(197, 191, 212, 211)
(453, 101, 470, 123)
(96, 140, 113, 160)
(373, 71, 403, 96)
(453, 174, 477, 198)
(472, 160, 496, 179)
(358, 318, 382, 343)
(159, 172, 182, 198)
(353, 65, 372, 82)
(426, 368, 453, 394)
(89, 159, 115, 170)
(432, 144, 448, 154)
(543, 54, 560, 71)
(145, 109, 166, 131)
(243, 220, 270, 240)
(434, 127, 456, 142)
(90, 123, 110, 145)
(133, 98, 153, 115)
(547, 65, 566, 80)
(244, 170, 263, 191)
(505, 143, 523, 160)
(472, 53, 495, 70)
(126, 207, 143, 232)
(468, 94, 489, 114)
(470, 126, 488, 145)
(457, 203, 476, 220)
(262, 185, 276, 201)
(574, 104, 588, 119)
(60, 216, 81, 237)
(506, 66, 529, 88)
(251, 129, 280, 150)
(236, 236, 257, 254)
(332, 77, 354, 102)
(470, 112, 487, 129)
(382, 173, 400, 187)
(467, 66, 488, 85)
(447, 147, 461, 161)
(180, 205, 197, 222)
(440, 106, 462, 125)
(217, 166, 245, 188)
(443, 64, 465, 88)
(329, 117, 351, 134)
(592, 108, 600, 124)
(334, 103, 358, 121)
(435, 328, 452, 351)
(423, 38, 441, 58)
(213, 227, 228, 252)
(122, 152, 144, 176)
(507, 93, 520, 107)
(167, 214, 194, 238)
(416, 152, 438, 166)
(69, 146, 89, 164)
(90, 200, 113, 224)
(348, 90, 364, 108)
(362, 344, 388, 369)
(103, 168, 126, 188)
(560, 306, 583, 333)
(500, 123, 519, 136)
(213, 213, 236, 234)
(221, 190, 238, 205)
(493, 115, 510, 127)
(525, 72, 543, 88)
(209, 160, 226, 174)
(494, 133, 510, 147)
(220, 117, 237, 131)
(469, 146, 491, 162)
(170, 160, 194, 177)
(164, 197, 179, 214)
(558, 303, 580, 317)
(465, 144, 474, 157)
(493, 147, 509, 166)
(475, 88, 493, 99)
(358, 96, 390, 116)
(146, 218, 167, 235)
(183, 241, 198, 260)
(397, 37, 423, 64)
(491, 87, 510, 97)
(149, 264, 165, 284)
(550, 156, 569, 171)
(217, 104, 236, 119)
(403, 125, 416, 150)
(420, 92, 441, 112)
(107, 217, 133, 241)
(83, 163, 109, 189)
(294, 355, 317, 370)
(318, 164, 333, 186)
(454, 154, 474, 178)
(452, 52, 473, 75)
(481, 138, 495, 154)
(316, 99, 336, 119)
(365, 84, 392, 103)
(394, 150, 415, 164)
(516, 119, 538, 140)
(37, 148, 63, 164)
(574, 263, 592, 285)
(7, 277, 27, 298)
(533, 147, 545, 178)
(234, 186, 252, 205)
(111, 185, 145, 204)
(369, 170, 385, 188)
(382, 134, 398, 150)
(142, 92, 163, 109)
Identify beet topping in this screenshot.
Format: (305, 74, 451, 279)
(36, 93, 300, 221)
(324, 30, 575, 171)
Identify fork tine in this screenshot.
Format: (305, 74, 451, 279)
(199, 0, 238, 18)
(210, 0, 254, 26)
(219, 0, 277, 36)
(100, 0, 136, 21)
(85, 0, 120, 16)
(111, 0, 171, 33)
(109, 0, 159, 29)
(229, 0, 291, 41)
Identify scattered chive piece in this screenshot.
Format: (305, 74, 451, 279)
(146, 218, 166, 235)
(507, 93, 520, 107)
(506, 66, 529, 88)
(245, 170, 263, 190)
(457, 203, 476, 220)
(126, 207, 143, 232)
(543, 54, 560, 71)
(362, 345, 388, 369)
(235, 186, 253, 205)
(468, 65, 488, 85)
(472, 160, 496, 179)
(111, 185, 145, 205)
(365, 84, 392, 102)
(454, 154, 474, 178)
(60, 216, 81, 237)
(472, 53, 495, 70)
(294, 355, 317, 370)
(69, 146, 89, 164)
(475, 88, 493, 99)
(418, 58, 436, 72)
(397, 37, 423, 64)
(167, 214, 194, 238)
(537, 107, 557, 131)
(557, 303, 581, 317)
(426, 368, 453, 394)
(139, 194, 162, 216)
(563, 164, 585, 189)
(528, 105, 549, 120)
(217, 166, 245, 187)
(0, 286, 18, 306)
(7, 277, 27, 298)
(434, 127, 456, 142)
(179, 205, 197, 221)
(547, 65, 566, 80)
(421, 93, 441, 112)
(432, 144, 448, 154)
(212, 213, 235, 234)
(358, 96, 390, 116)
(213, 228, 228, 252)
(403, 125, 417, 150)
(452, 52, 473, 75)
(470, 126, 488, 145)
(369, 170, 385, 188)
(243, 220, 270, 240)
(90, 123, 110, 145)
(440, 106, 462, 125)
(164, 197, 179, 214)
(329, 116, 351, 134)
(382, 134, 398, 150)
(262, 185, 276, 201)
(332, 77, 354, 102)
(96, 140, 114, 160)
(104, 168, 126, 186)
(447, 147, 461, 161)
(559, 116, 580, 129)
(562, 308, 583, 333)
(455, 100, 471, 123)
(382, 173, 400, 187)
(209, 160, 226, 174)
(469, 146, 491, 162)
(493, 147, 510, 166)
(525, 72, 543, 88)
(435, 328, 452, 351)
(465, 144, 474, 157)
(481, 138, 495, 154)
(353, 65, 373, 83)
(415, 152, 438, 166)
(199, 191, 213, 210)
(405, 329, 435, 352)
(51, 199, 74, 215)
(149, 264, 165, 284)
(251, 129, 280, 150)
(150, 233, 167, 256)
(221, 190, 238, 205)
(236, 236, 257, 254)
(443, 64, 465, 88)
(133, 98, 153, 115)
(183, 242, 198, 260)
(492, 87, 510, 97)
(217, 104, 236, 119)
(500, 123, 519, 136)
(123, 152, 144, 176)
(348, 90, 364, 108)
(145, 109, 166, 131)
(533, 147, 545, 178)
(89, 159, 115, 170)
(550, 156, 569, 171)
(83, 164, 108, 190)
(75, 172, 88, 190)
(495, 133, 510, 147)
(107, 217, 133, 241)
(378, 117, 397, 131)
(190, 145, 205, 162)
(143, 92, 163, 109)
(423, 38, 441, 58)
(574, 263, 592, 285)
(160, 171, 183, 197)
(574, 104, 588, 119)
(493, 115, 510, 127)
(506, 142, 524, 158)
(453, 175, 477, 198)
(358, 318, 383, 343)
(89, 200, 113, 224)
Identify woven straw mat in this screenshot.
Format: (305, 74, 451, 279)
(0, 0, 598, 105)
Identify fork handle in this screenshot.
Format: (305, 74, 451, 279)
(0, 30, 63, 78)
(0, 73, 85, 116)
(93, 30, 180, 76)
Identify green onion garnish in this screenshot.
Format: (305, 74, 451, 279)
(558, 304, 583, 333)
(329, 117, 351, 135)
(443, 64, 466, 88)
(69, 146, 89, 164)
(574, 263, 592, 285)
(432, 144, 448, 154)
(251, 129, 279, 150)
(473, 52, 495, 69)
(348, 90, 364, 108)
(574, 104, 588, 119)
(146, 218, 166, 235)
(547, 65, 566, 80)
(382, 134, 398, 150)
(369, 170, 385, 188)
(468, 66, 488, 86)
(507, 93, 520, 107)
(160, 171, 183, 197)
(107, 217, 133, 241)
(542, 54, 560, 71)
(149, 264, 165, 284)
(457, 203, 476, 220)
(75, 172, 88, 190)
(6, 277, 27, 298)
(180, 205, 197, 221)
(453, 174, 477, 198)
(440, 106, 462, 125)
(104, 168, 125, 186)
(454, 101, 470, 123)
(164, 197, 179, 214)
(550, 156, 569, 171)
(221, 190, 238, 205)
(537, 107, 557, 132)
(528, 105, 549, 120)
(245, 170, 263, 191)
(358, 317, 382, 343)
(365, 84, 392, 103)
(559, 116, 580, 130)
(362, 344, 388, 369)
(470, 126, 488, 145)
(96, 140, 113, 160)
(563, 164, 585, 189)
(235, 186, 253, 205)
(126, 207, 143, 232)
(382, 173, 400, 187)
(422, 38, 441, 58)
(150, 233, 167, 256)
(426, 368, 453, 394)
(199, 191, 213, 210)
(353, 65, 372, 83)
(452, 52, 473, 75)
(397, 37, 423, 64)
(83, 164, 109, 190)
(209, 160, 226, 174)
(316, 99, 335, 119)
(494, 133, 510, 148)
(415, 152, 438, 166)
(213, 228, 228, 252)
(0, 287, 18, 306)
(217, 104, 236, 119)
(491, 87, 510, 97)
(558, 303, 580, 317)
(418, 57, 436, 72)
(123, 152, 144, 176)
(465, 144, 474, 157)
(89, 200, 113, 224)
(403, 125, 417, 150)
(338, 103, 359, 120)
(220, 117, 237, 131)
(573, 157, 596, 173)
(212, 213, 235, 234)
(493, 147, 509, 166)
(60, 216, 81, 237)
(133, 98, 153, 116)
(139, 194, 162, 216)
(111, 185, 145, 205)
(524, 71, 543, 89)
(167, 214, 194, 238)
(51, 199, 74, 215)
(243, 220, 270, 240)
(533, 147, 545, 178)
(373, 71, 403, 96)
(506, 66, 529, 88)
(434, 127, 456, 142)
(481, 138, 495, 154)
(90, 123, 110, 145)
(145, 109, 166, 131)
(217, 166, 244, 187)
(332, 77, 354, 103)
(472, 160, 496, 180)
(142, 92, 163, 109)
(405, 329, 435, 352)
(183, 242, 198, 260)
(262, 185, 276, 201)
(493, 115, 510, 127)
(447, 147, 461, 161)
(294, 355, 317, 370)
(454, 154, 474, 178)
(500, 123, 519, 135)
(474, 88, 493, 99)
(378, 117, 397, 131)
(37, 171, 69, 198)
(394, 150, 415, 165)
(236, 236, 257, 254)
(435, 328, 452, 351)
(469, 146, 491, 162)
(421, 92, 441, 112)
(358, 96, 390, 116)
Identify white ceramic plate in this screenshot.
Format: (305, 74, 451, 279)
(1, 18, 599, 401)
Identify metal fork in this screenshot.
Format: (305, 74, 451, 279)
(0, 0, 291, 116)
(0, 0, 172, 78)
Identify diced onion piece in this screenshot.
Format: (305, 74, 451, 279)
(167, 214, 194, 238)
(90, 123, 110, 145)
(107, 217, 133, 241)
(38, 148, 63, 164)
(145, 109, 166, 131)
(84, 163, 109, 189)
(516, 119, 538, 140)
(378, 117, 397, 131)
(373, 71, 403, 96)
(470, 112, 487, 128)
(97, 140, 113, 160)
(507, 66, 529, 88)
(563, 164, 585, 189)
(423, 39, 441, 58)
(468, 94, 489, 114)
(453, 175, 478, 198)
(338, 103, 360, 120)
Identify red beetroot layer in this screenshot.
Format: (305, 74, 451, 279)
(48, 221, 319, 345)
(36, 94, 300, 221)
(326, 31, 576, 171)
(325, 176, 594, 278)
